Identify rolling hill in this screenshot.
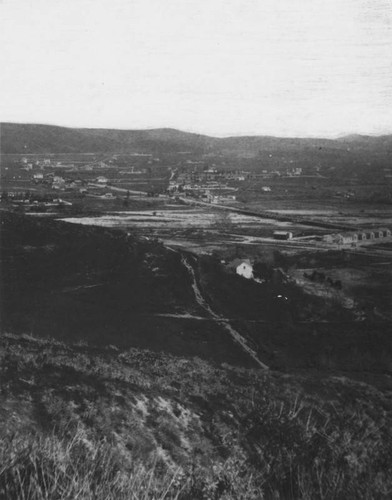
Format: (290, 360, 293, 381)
(1, 122, 391, 159)
(0, 123, 214, 154)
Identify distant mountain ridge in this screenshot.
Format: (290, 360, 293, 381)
(1, 122, 391, 159)
(0, 123, 215, 154)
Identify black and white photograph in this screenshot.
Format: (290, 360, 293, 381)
(1, 0, 392, 498)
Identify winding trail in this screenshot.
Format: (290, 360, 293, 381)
(180, 254, 269, 370)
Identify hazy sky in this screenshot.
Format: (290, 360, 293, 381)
(1, 0, 391, 137)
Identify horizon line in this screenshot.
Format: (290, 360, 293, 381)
(1, 120, 392, 140)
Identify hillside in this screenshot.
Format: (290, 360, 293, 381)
(1, 123, 391, 162)
(0, 123, 214, 154)
(2, 210, 392, 375)
(1, 332, 392, 499)
(1, 211, 392, 498)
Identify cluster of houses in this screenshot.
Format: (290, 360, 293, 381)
(172, 166, 288, 188)
(284, 167, 303, 177)
(21, 157, 51, 168)
(168, 163, 306, 200)
(168, 181, 238, 203)
(246, 167, 303, 179)
(32, 173, 88, 192)
(6, 194, 72, 211)
(167, 167, 246, 202)
(323, 228, 391, 245)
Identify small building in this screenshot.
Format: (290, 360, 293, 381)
(227, 259, 254, 279)
(96, 176, 108, 184)
(52, 176, 65, 190)
(357, 232, 367, 241)
(365, 231, 375, 240)
(335, 233, 357, 245)
(273, 231, 293, 240)
(335, 234, 345, 245)
(374, 230, 384, 239)
(379, 228, 391, 238)
(322, 234, 334, 243)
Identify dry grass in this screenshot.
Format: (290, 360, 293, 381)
(1, 332, 392, 499)
(0, 427, 187, 500)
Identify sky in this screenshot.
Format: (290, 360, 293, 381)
(0, 0, 391, 137)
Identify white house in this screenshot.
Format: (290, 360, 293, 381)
(52, 176, 65, 190)
(96, 176, 108, 184)
(227, 259, 254, 279)
(364, 231, 375, 240)
(335, 233, 355, 245)
(357, 232, 367, 241)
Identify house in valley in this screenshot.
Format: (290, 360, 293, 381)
(273, 231, 293, 240)
(380, 228, 391, 238)
(227, 259, 254, 279)
(96, 176, 108, 184)
(357, 232, 367, 242)
(364, 231, 375, 240)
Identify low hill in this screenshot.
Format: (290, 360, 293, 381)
(0, 123, 214, 154)
(1, 123, 391, 163)
(0, 123, 120, 154)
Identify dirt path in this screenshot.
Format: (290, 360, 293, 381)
(88, 183, 148, 196)
(180, 253, 269, 370)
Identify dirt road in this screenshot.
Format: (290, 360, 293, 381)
(180, 253, 269, 370)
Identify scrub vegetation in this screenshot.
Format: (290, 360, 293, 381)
(1, 332, 392, 499)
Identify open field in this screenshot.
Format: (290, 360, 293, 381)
(60, 208, 322, 251)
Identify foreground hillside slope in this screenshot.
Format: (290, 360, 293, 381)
(0, 211, 257, 367)
(2, 210, 392, 376)
(1, 332, 392, 499)
(1, 210, 392, 497)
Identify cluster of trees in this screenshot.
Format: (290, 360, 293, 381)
(1, 190, 57, 203)
(304, 270, 342, 289)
